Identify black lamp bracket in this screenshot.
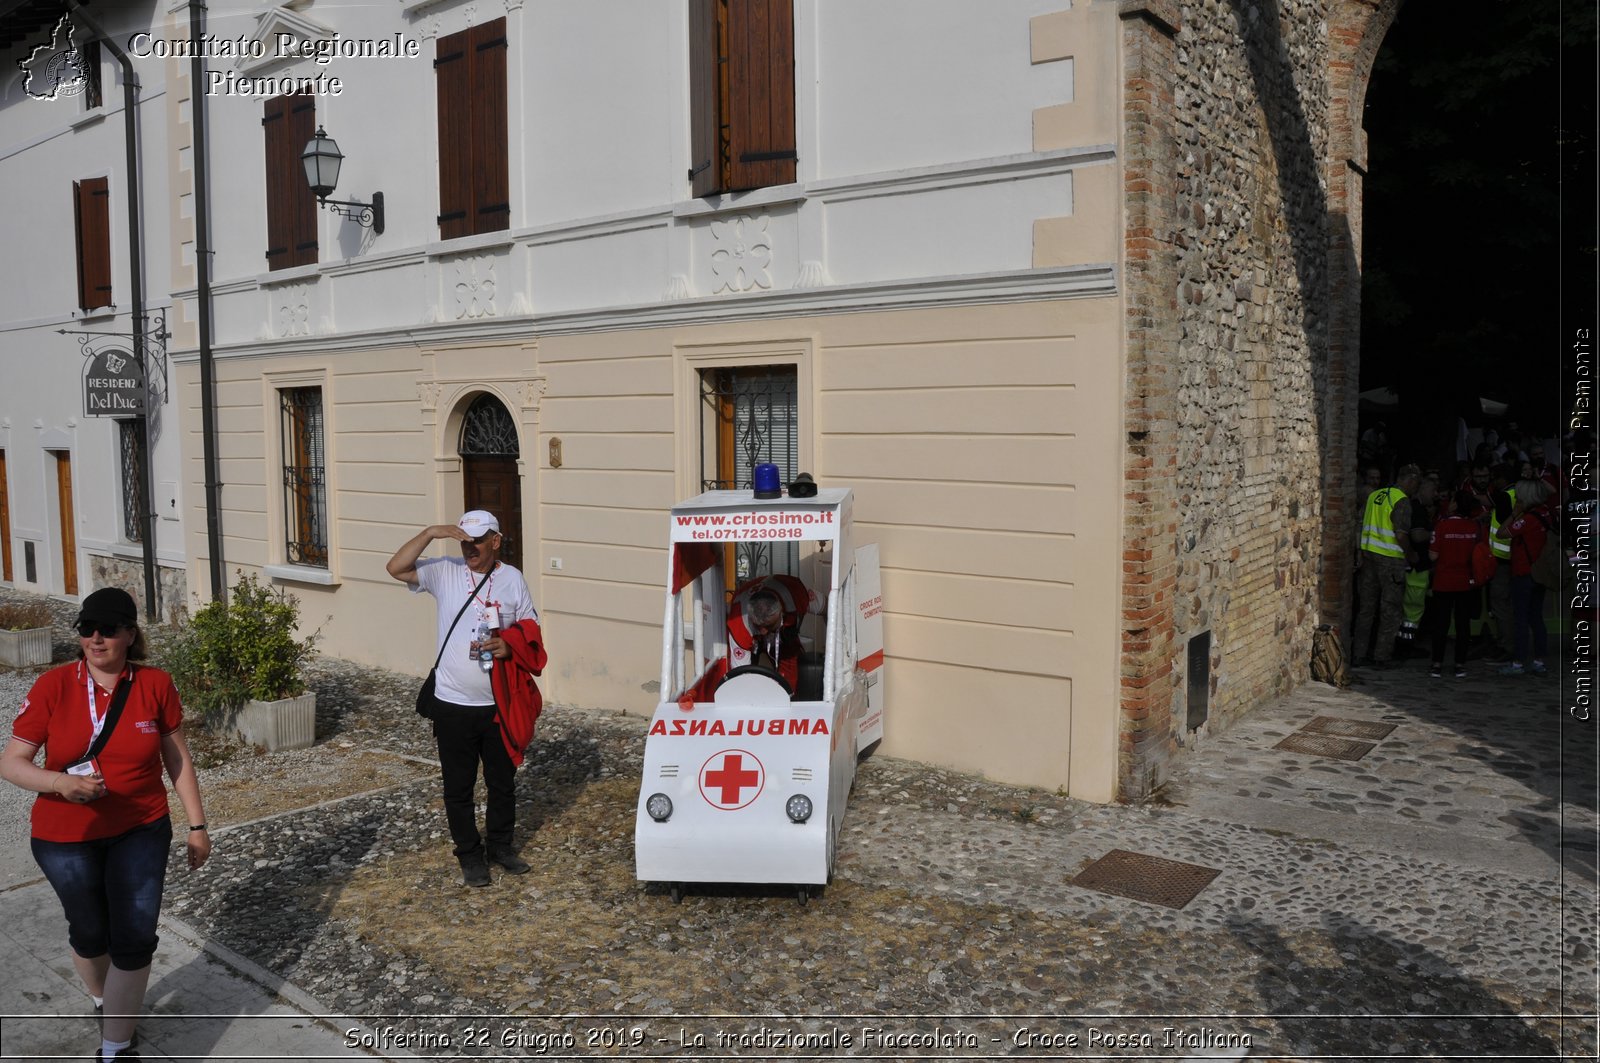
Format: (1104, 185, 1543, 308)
(319, 191, 384, 234)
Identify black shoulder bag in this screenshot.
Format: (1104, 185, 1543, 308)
(65, 669, 135, 776)
(416, 569, 493, 717)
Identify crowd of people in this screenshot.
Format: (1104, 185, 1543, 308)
(1350, 422, 1577, 679)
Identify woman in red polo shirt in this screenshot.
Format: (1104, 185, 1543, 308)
(1, 588, 210, 1063)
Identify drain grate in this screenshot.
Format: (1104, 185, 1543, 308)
(1070, 849, 1221, 910)
(1275, 732, 1376, 761)
(1301, 716, 1395, 740)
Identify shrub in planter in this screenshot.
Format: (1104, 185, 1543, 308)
(0, 600, 54, 668)
(163, 572, 321, 749)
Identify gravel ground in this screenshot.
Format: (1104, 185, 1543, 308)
(2, 588, 1592, 1061)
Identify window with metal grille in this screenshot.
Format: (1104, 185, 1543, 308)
(280, 387, 327, 566)
(458, 393, 519, 456)
(118, 419, 143, 543)
(700, 365, 799, 581)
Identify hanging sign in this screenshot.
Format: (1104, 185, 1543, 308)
(83, 346, 145, 416)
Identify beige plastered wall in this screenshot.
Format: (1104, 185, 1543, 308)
(176, 297, 1125, 800)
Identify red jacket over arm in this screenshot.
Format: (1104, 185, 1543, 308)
(490, 618, 547, 767)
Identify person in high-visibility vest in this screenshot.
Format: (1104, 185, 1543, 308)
(1485, 463, 1518, 660)
(1352, 463, 1422, 668)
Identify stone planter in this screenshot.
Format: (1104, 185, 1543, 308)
(0, 626, 52, 668)
(232, 692, 316, 751)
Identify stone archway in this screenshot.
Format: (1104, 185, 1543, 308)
(1320, 0, 1405, 632)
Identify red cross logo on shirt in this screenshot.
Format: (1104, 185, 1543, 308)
(699, 749, 765, 810)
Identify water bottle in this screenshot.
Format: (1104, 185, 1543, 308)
(477, 606, 501, 672)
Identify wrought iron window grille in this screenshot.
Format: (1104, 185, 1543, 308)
(280, 387, 327, 567)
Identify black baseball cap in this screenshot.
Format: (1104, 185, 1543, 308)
(77, 587, 137, 629)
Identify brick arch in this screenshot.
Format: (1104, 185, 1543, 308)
(1319, 0, 1405, 632)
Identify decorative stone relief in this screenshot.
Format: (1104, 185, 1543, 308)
(709, 214, 772, 294)
(416, 380, 442, 412)
(276, 287, 311, 337)
(519, 377, 548, 413)
(453, 259, 498, 319)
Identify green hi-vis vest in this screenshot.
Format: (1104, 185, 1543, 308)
(1490, 487, 1517, 560)
(1359, 487, 1407, 558)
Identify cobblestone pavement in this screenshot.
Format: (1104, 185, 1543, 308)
(1, 587, 1595, 1060)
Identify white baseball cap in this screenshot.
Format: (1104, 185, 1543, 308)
(458, 510, 500, 537)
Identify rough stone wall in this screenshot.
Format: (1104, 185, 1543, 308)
(88, 555, 188, 625)
(1121, 0, 1337, 796)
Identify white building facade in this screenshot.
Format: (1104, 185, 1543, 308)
(160, 0, 1130, 798)
(7, 0, 1384, 803)
(0, 0, 188, 617)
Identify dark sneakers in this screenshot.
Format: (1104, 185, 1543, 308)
(459, 853, 491, 887)
(489, 847, 531, 875)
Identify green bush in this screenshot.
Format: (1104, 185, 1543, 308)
(161, 571, 321, 724)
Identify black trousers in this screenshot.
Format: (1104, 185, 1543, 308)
(1428, 589, 1479, 669)
(429, 697, 515, 858)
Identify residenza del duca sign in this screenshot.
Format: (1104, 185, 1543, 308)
(82, 346, 145, 416)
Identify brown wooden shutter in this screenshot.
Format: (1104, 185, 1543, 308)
(263, 96, 291, 268)
(435, 27, 473, 240)
(73, 177, 112, 310)
(687, 0, 721, 197)
(726, 0, 795, 192)
(471, 19, 510, 234)
(287, 96, 318, 266)
(263, 95, 316, 270)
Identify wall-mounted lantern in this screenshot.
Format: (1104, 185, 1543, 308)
(301, 126, 384, 234)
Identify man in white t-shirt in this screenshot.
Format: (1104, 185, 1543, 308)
(387, 510, 537, 886)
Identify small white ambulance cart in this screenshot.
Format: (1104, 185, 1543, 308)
(634, 487, 884, 902)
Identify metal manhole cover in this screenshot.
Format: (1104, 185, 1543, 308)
(1301, 716, 1395, 740)
(1070, 849, 1221, 910)
(1275, 732, 1376, 761)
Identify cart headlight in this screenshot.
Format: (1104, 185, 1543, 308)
(785, 794, 813, 823)
(646, 793, 673, 822)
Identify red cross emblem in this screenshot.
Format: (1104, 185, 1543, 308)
(699, 749, 765, 810)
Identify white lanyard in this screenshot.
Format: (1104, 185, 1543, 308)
(84, 667, 124, 749)
(469, 564, 497, 620)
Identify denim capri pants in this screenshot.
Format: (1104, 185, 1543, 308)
(31, 816, 172, 971)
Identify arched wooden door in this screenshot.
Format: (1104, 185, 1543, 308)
(459, 394, 523, 571)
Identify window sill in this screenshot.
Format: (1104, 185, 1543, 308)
(264, 563, 339, 587)
(70, 109, 106, 132)
(73, 305, 117, 321)
(673, 184, 806, 220)
(426, 230, 516, 260)
(259, 263, 323, 289)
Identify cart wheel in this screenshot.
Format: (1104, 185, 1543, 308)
(670, 883, 683, 904)
(797, 886, 809, 906)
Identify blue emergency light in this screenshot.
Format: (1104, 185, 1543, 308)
(753, 462, 782, 499)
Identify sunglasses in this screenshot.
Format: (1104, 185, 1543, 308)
(76, 621, 126, 639)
